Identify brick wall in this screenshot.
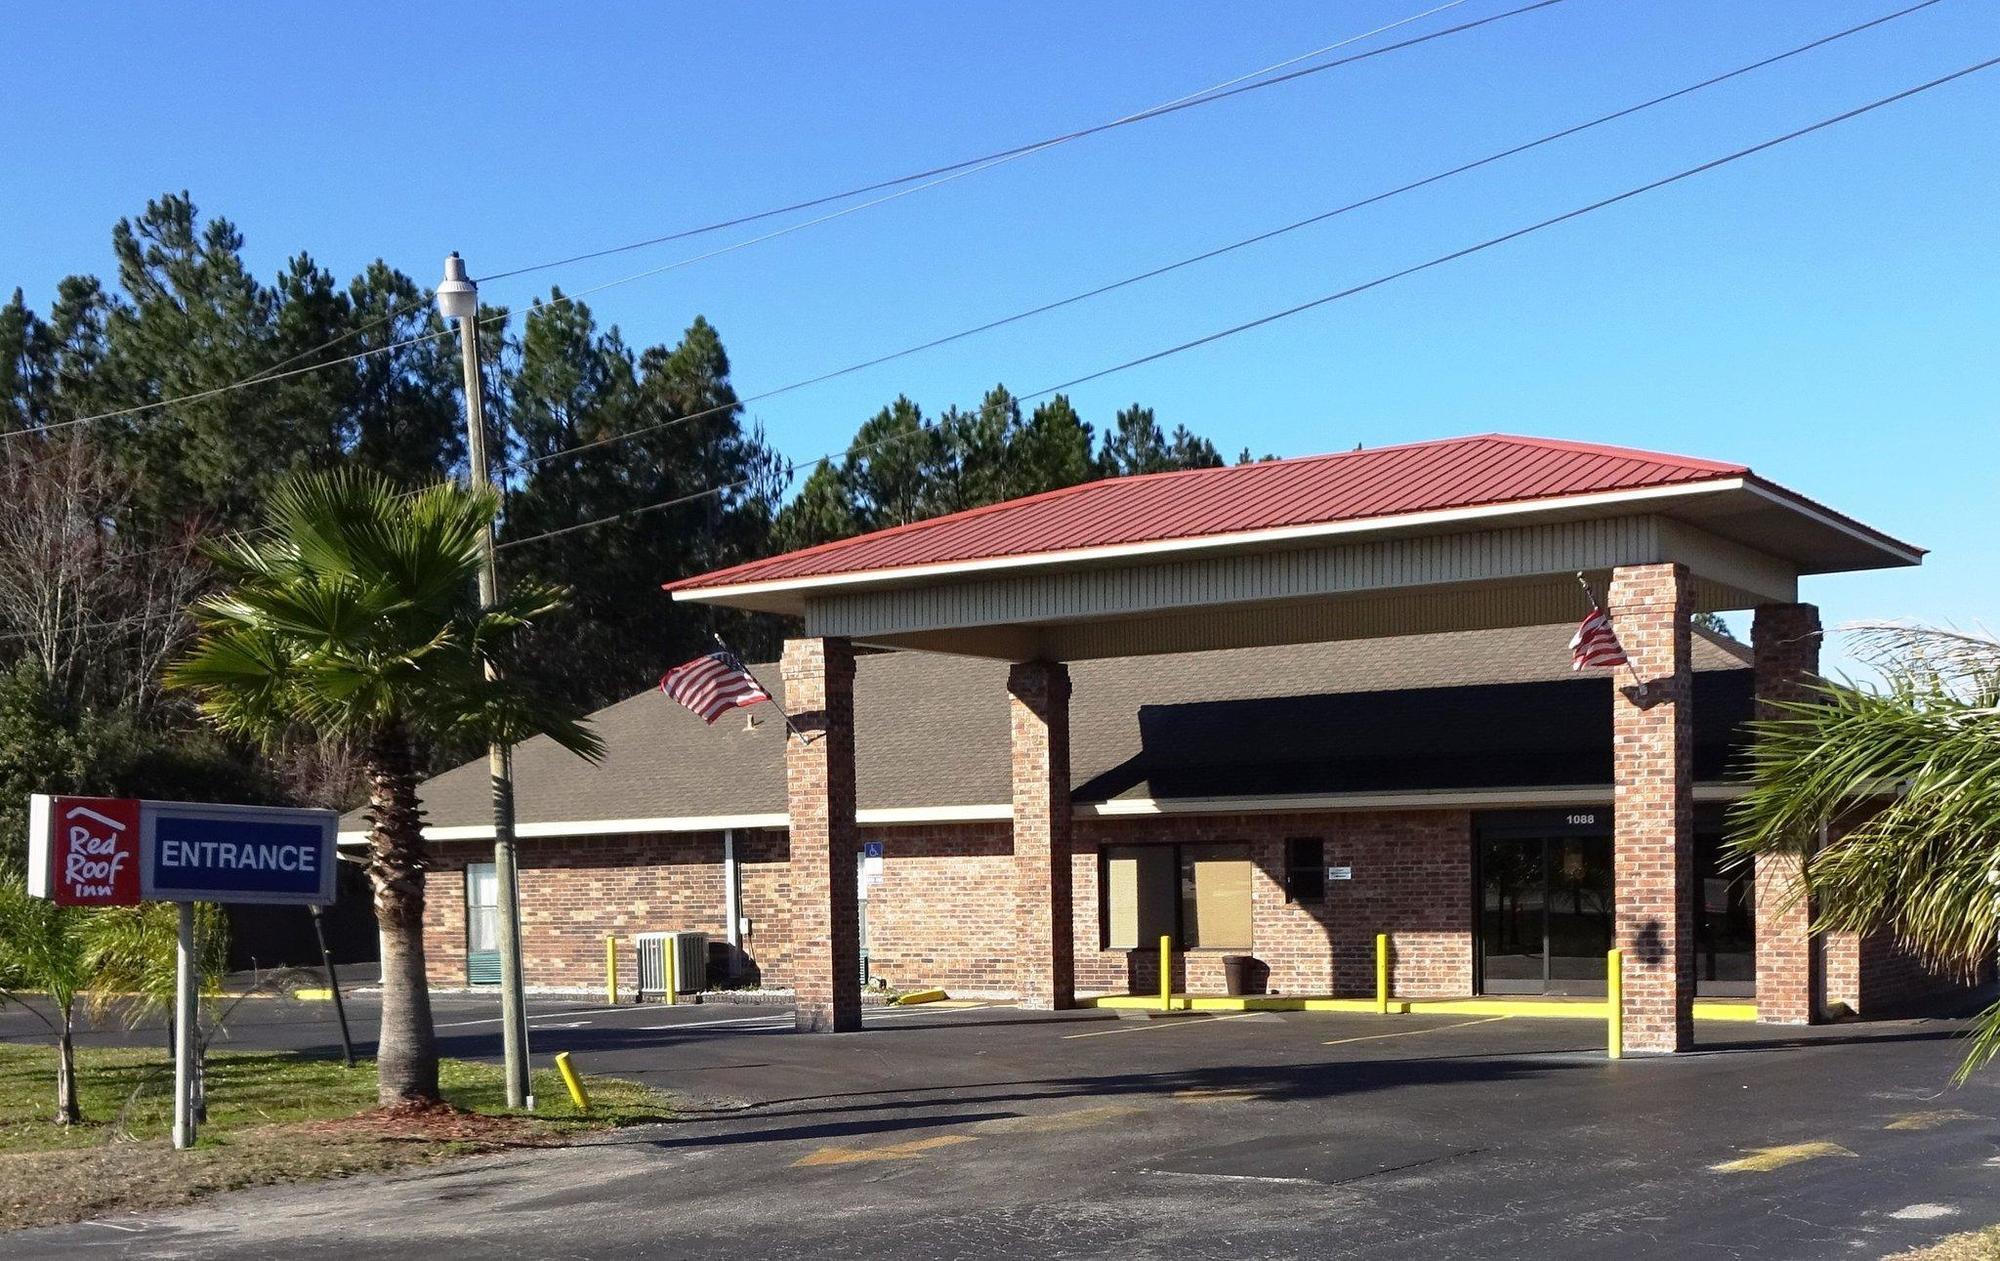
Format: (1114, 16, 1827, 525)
(412, 810, 1975, 1016)
(418, 811, 1473, 1002)
(1827, 931, 1992, 1017)
(862, 822, 1016, 994)
(422, 829, 789, 995)
(1069, 811, 1472, 1000)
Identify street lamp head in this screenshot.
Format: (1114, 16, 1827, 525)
(435, 251, 479, 321)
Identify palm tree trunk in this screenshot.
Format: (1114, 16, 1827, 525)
(55, 1000, 80, 1126)
(364, 727, 441, 1106)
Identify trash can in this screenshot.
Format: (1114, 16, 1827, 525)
(1221, 955, 1253, 997)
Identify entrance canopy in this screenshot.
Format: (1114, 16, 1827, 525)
(668, 434, 1921, 659)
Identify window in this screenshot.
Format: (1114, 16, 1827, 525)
(1101, 842, 1252, 950)
(1181, 845, 1252, 949)
(1284, 838, 1325, 903)
(1102, 845, 1176, 949)
(466, 862, 499, 954)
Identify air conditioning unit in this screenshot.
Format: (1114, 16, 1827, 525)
(635, 931, 708, 1001)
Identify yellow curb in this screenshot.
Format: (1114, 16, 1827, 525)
(893, 988, 949, 1006)
(1079, 994, 1411, 1014)
(293, 988, 334, 1001)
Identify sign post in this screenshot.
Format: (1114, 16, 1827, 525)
(26, 794, 338, 1151)
(173, 903, 197, 1148)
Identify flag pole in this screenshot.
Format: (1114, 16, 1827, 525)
(1575, 572, 1648, 697)
(711, 633, 811, 746)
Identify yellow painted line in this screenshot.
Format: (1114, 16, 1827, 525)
(1323, 1016, 1509, 1046)
(293, 988, 333, 1001)
(1885, 1109, 1981, 1131)
(1081, 994, 1413, 1014)
(792, 1134, 975, 1167)
(971, 1105, 1142, 1134)
(1063, 1013, 1262, 1040)
(1708, 1141, 1856, 1173)
(1173, 1087, 1261, 1103)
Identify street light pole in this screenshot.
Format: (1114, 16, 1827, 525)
(437, 252, 533, 1110)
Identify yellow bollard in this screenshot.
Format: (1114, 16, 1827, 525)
(1606, 948, 1624, 1060)
(1375, 933, 1390, 1015)
(666, 941, 678, 1006)
(605, 936, 618, 1005)
(554, 1051, 591, 1111)
(1159, 934, 1172, 1012)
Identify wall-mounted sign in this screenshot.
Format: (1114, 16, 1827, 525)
(863, 841, 884, 859)
(27, 795, 338, 907)
(1326, 865, 1354, 882)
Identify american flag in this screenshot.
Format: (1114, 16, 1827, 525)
(1570, 607, 1629, 670)
(660, 649, 773, 724)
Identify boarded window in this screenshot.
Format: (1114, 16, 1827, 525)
(1181, 845, 1253, 949)
(1103, 845, 1177, 949)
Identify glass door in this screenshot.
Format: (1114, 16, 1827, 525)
(1545, 837, 1614, 994)
(1479, 839, 1546, 993)
(1477, 825, 1614, 996)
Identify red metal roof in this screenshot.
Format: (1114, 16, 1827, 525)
(668, 434, 1750, 592)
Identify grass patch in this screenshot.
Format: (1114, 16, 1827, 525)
(1889, 1227, 2000, 1260)
(0, 1042, 669, 1232)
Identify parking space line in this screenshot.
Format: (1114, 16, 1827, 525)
(1062, 1013, 1262, 1039)
(1321, 1016, 1509, 1046)
(634, 1013, 794, 1031)
(434, 1003, 637, 1029)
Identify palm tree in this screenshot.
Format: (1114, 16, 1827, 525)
(167, 471, 602, 1105)
(1731, 622, 2000, 1080)
(0, 884, 93, 1123)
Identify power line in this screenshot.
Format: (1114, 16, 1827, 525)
(494, 54, 2000, 555)
(500, 0, 1942, 475)
(14, 325, 456, 439)
(1023, 55, 2000, 399)
(472, 0, 1502, 283)
(7, 0, 1540, 444)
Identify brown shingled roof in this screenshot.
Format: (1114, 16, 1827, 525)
(348, 623, 1751, 835)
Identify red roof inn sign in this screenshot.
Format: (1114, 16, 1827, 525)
(27, 794, 338, 908)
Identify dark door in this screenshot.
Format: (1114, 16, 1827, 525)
(1478, 828, 1614, 996)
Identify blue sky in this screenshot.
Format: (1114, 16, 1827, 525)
(4, 1, 1996, 667)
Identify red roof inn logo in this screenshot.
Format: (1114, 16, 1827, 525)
(32, 795, 142, 906)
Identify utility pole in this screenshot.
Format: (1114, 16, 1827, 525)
(437, 252, 533, 1110)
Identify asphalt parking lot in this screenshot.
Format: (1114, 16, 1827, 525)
(7, 991, 1998, 1259)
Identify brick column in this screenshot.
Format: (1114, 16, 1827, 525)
(1610, 563, 1695, 1053)
(782, 637, 862, 1033)
(1009, 660, 1075, 1009)
(1752, 602, 1823, 1024)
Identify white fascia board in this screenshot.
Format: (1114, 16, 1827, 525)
(335, 786, 1749, 846)
(1084, 783, 1748, 816)
(670, 479, 1747, 607)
